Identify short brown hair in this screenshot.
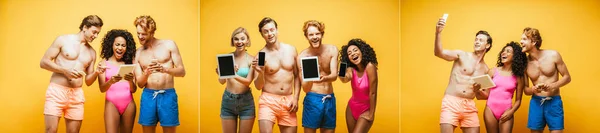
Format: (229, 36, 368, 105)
(523, 27, 542, 49)
(231, 27, 251, 47)
(258, 17, 277, 33)
(134, 15, 157, 34)
(302, 20, 325, 37)
(79, 15, 103, 31)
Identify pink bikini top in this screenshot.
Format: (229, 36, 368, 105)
(351, 69, 370, 102)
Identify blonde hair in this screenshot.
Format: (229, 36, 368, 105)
(523, 27, 542, 49)
(231, 27, 251, 47)
(133, 15, 157, 34)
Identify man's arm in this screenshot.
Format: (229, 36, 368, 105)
(84, 50, 99, 86)
(434, 18, 462, 61)
(321, 46, 339, 82)
(548, 51, 571, 90)
(292, 48, 301, 113)
(40, 36, 69, 74)
(298, 53, 312, 92)
(476, 68, 494, 100)
(165, 41, 186, 77)
(134, 49, 150, 88)
(253, 51, 265, 90)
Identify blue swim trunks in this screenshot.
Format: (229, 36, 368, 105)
(302, 92, 336, 129)
(527, 95, 564, 130)
(139, 88, 180, 127)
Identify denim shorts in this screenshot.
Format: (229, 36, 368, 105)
(220, 90, 256, 120)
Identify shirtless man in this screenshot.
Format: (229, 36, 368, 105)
(297, 20, 338, 133)
(132, 15, 186, 133)
(252, 17, 300, 133)
(40, 15, 104, 133)
(520, 27, 571, 133)
(434, 18, 492, 133)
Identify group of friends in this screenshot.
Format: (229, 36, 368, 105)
(435, 17, 571, 133)
(40, 15, 185, 133)
(215, 17, 380, 133)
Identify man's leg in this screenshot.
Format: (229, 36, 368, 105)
(440, 123, 456, 133)
(259, 120, 275, 133)
(44, 115, 60, 133)
(162, 126, 176, 133)
(64, 119, 82, 133)
(142, 125, 157, 133)
(460, 127, 479, 133)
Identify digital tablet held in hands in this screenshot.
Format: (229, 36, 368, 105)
(301, 56, 320, 81)
(117, 65, 135, 76)
(217, 54, 236, 79)
(471, 75, 496, 89)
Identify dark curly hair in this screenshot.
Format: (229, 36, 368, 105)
(101, 29, 136, 64)
(496, 41, 527, 77)
(339, 38, 378, 70)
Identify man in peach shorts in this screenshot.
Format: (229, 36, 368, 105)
(434, 17, 492, 133)
(40, 15, 105, 133)
(252, 17, 301, 133)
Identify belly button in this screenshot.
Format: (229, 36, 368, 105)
(463, 90, 466, 93)
(280, 88, 283, 90)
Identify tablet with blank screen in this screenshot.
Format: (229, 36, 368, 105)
(471, 75, 496, 89)
(117, 64, 135, 77)
(301, 56, 320, 81)
(217, 54, 236, 79)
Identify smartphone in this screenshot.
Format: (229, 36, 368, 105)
(258, 52, 266, 66)
(338, 62, 347, 77)
(442, 13, 449, 23)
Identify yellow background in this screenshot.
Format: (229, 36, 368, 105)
(0, 0, 199, 132)
(401, 0, 600, 132)
(200, 0, 399, 132)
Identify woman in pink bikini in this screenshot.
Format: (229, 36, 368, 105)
(338, 38, 379, 133)
(96, 29, 137, 133)
(476, 41, 527, 133)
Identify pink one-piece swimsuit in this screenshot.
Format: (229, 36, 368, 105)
(349, 69, 371, 120)
(104, 60, 133, 114)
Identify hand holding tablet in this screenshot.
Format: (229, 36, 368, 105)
(301, 56, 320, 82)
(217, 54, 236, 79)
(471, 75, 496, 89)
(117, 65, 135, 80)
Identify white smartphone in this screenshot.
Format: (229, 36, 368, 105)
(442, 13, 449, 23)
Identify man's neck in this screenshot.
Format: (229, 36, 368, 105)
(528, 48, 542, 60)
(266, 41, 280, 50)
(143, 37, 157, 49)
(77, 31, 88, 46)
(307, 44, 323, 54)
(473, 50, 486, 63)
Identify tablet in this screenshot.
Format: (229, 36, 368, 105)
(471, 74, 496, 89)
(301, 56, 320, 81)
(338, 62, 347, 77)
(217, 54, 236, 79)
(117, 65, 135, 77)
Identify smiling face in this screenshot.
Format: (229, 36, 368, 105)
(232, 33, 249, 52)
(473, 34, 490, 52)
(260, 22, 278, 45)
(347, 45, 362, 66)
(112, 36, 127, 60)
(520, 33, 535, 52)
(305, 26, 322, 48)
(500, 46, 514, 65)
(82, 26, 101, 43)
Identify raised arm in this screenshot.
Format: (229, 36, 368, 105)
(434, 18, 462, 61)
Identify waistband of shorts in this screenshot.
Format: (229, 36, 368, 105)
(49, 82, 81, 90)
(261, 91, 293, 98)
(532, 95, 561, 100)
(443, 94, 473, 101)
(306, 92, 335, 97)
(224, 89, 252, 99)
(143, 88, 175, 93)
